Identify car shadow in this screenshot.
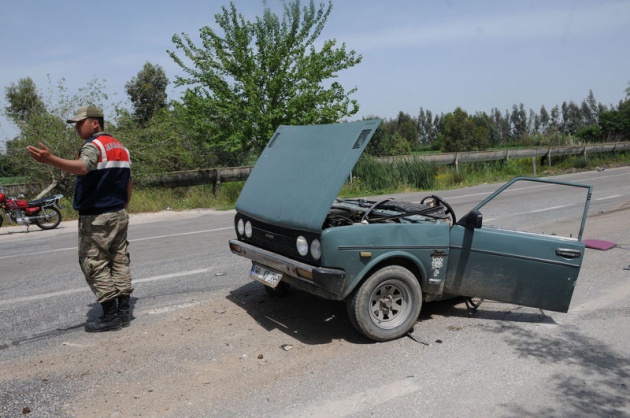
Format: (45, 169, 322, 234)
(225, 281, 370, 345)
(420, 297, 559, 325)
(226, 283, 558, 346)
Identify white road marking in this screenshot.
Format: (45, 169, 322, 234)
(595, 194, 621, 201)
(0, 227, 232, 260)
(146, 301, 201, 315)
(0, 268, 211, 306)
(531, 205, 569, 213)
(422, 168, 630, 202)
(131, 227, 232, 243)
(0, 246, 75, 260)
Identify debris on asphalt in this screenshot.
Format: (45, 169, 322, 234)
(406, 332, 429, 345)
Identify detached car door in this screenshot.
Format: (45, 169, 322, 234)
(444, 177, 592, 312)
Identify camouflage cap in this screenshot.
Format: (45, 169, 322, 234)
(66, 105, 103, 123)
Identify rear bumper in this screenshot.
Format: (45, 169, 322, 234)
(229, 240, 347, 298)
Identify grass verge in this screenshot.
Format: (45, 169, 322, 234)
(8, 151, 630, 225)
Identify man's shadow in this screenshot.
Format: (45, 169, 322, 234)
(85, 297, 138, 323)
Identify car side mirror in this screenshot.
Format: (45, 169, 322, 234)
(465, 210, 483, 229)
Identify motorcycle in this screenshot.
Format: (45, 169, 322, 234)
(0, 187, 64, 232)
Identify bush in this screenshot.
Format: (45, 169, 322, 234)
(570, 157, 589, 169)
(576, 125, 603, 142)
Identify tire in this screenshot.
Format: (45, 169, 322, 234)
(347, 265, 422, 342)
(34, 207, 62, 230)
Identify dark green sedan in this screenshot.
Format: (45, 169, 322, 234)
(229, 120, 592, 341)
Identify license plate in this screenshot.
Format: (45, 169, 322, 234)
(250, 263, 283, 288)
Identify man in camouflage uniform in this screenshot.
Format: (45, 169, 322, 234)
(27, 105, 133, 332)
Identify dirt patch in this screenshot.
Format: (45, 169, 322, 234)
(0, 282, 360, 416)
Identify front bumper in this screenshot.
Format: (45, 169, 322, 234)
(229, 239, 347, 298)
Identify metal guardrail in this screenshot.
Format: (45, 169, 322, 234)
(3, 142, 628, 195)
(141, 166, 254, 190)
(375, 142, 630, 166)
(0, 182, 45, 197)
(142, 141, 630, 189)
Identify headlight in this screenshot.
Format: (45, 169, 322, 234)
(310, 239, 321, 260)
(245, 221, 253, 238)
(237, 218, 245, 236)
(296, 236, 308, 256)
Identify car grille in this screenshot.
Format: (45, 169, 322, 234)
(242, 217, 320, 265)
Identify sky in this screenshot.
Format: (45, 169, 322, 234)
(1, 0, 629, 148)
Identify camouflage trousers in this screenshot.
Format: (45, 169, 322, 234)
(78, 209, 133, 302)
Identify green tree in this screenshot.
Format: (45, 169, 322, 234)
(490, 108, 511, 146)
(438, 107, 489, 152)
(363, 118, 403, 157)
(549, 105, 561, 134)
(476, 111, 500, 147)
(510, 103, 528, 140)
(418, 107, 436, 145)
(377, 112, 419, 153)
(394, 111, 419, 150)
(168, 0, 362, 165)
(539, 105, 550, 133)
(583, 90, 599, 126)
(599, 99, 630, 141)
(576, 125, 602, 142)
(112, 107, 198, 179)
(561, 101, 582, 135)
(4, 77, 46, 126)
(364, 117, 387, 156)
(3, 77, 109, 195)
(125, 62, 169, 126)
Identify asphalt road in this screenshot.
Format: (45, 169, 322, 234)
(0, 167, 629, 417)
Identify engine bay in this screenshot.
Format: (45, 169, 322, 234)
(323, 196, 452, 229)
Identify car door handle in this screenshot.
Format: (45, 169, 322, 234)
(556, 248, 582, 259)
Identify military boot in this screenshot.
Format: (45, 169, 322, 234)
(85, 299, 122, 332)
(117, 294, 132, 328)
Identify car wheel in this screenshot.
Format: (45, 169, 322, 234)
(347, 265, 422, 342)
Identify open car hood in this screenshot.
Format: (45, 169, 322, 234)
(236, 119, 381, 233)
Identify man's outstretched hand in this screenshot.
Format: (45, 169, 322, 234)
(26, 143, 53, 164)
(26, 143, 88, 175)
